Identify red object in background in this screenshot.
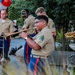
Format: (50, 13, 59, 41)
(2, 0, 12, 6)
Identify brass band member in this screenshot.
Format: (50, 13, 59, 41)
(0, 9, 17, 60)
(19, 15, 54, 75)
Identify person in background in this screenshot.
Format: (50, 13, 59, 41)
(0, 9, 17, 60)
(22, 9, 37, 64)
(13, 20, 18, 30)
(35, 7, 56, 42)
(16, 9, 37, 70)
(22, 9, 37, 36)
(19, 15, 54, 75)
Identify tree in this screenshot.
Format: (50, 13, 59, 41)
(8, 0, 75, 50)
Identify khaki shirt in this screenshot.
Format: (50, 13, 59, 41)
(22, 15, 36, 34)
(48, 18, 56, 33)
(0, 18, 16, 34)
(32, 26, 54, 56)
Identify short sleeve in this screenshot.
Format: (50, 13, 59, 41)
(35, 31, 50, 48)
(22, 19, 29, 29)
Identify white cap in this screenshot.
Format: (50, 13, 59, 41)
(13, 20, 17, 23)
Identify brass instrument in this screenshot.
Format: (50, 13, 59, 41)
(65, 31, 75, 41)
(3, 28, 36, 38)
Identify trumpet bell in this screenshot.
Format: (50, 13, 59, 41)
(69, 43, 75, 51)
(65, 32, 75, 40)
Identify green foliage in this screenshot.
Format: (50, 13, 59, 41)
(17, 17, 24, 28)
(8, 0, 75, 31)
(73, 68, 75, 75)
(52, 0, 75, 32)
(8, 6, 20, 20)
(57, 29, 63, 43)
(56, 0, 70, 4)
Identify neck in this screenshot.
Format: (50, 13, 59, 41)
(2, 18, 7, 20)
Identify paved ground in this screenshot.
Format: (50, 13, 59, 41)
(0, 38, 26, 75)
(0, 55, 27, 75)
(9, 38, 25, 52)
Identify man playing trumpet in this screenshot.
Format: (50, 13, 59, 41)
(14, 9, 37, 71)
(19, 15, 54, 75)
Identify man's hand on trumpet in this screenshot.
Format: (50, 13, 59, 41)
(19, 31, 29, 39)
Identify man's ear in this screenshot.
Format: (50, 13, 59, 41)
(43, 20, 47, 25)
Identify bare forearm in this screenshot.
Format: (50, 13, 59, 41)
(19, 32, 41, 50)
(25, 37, 41, 50)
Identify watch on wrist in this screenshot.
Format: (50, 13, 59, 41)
(25, 37, 28, 40)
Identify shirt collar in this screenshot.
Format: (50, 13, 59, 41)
(40, 26, 48, 32)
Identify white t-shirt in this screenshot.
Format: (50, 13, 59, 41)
(2, 19, 5, 23)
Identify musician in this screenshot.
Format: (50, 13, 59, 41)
(13, 9, 37, 72)
(0, 9, 17, 60)
(22, 9, 37, 65)
(22, 9, 37, 35)
(19, 15, 54, 75)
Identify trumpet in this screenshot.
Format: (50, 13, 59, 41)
(65, 31, 75, 40)
(3, 28, 36, 38)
